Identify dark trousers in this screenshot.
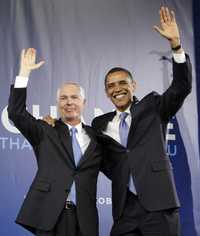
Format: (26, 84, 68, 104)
(36, 206, 83, 236)
(111, 191, 180, 236)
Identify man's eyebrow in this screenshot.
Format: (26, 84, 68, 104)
(60, 94, 80, 97)
(106, 79, 129, 84)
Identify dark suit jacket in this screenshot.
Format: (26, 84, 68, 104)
(7, 86, 102, 236)
(92, 56, 192, 221)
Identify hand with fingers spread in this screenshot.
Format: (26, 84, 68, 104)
(154, 6, 183, 52)
(19, 48, 45, 77)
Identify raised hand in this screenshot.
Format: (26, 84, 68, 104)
(154, 7, 182, 50)
(19, 48, 45, 77)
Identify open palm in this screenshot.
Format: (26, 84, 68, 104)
(154, 7, 180, 42)
(19, 48, 45, 77)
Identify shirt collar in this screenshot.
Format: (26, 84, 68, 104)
(116, 105, 131, 118)
(66, 122, 83, 134)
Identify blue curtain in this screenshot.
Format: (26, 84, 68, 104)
(193, 0, 200, 152)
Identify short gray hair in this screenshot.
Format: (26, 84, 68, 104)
(56, 82, 85, 102)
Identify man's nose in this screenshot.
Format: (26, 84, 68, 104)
(66, 98, 73, 105)
(114, 83, 121, 92)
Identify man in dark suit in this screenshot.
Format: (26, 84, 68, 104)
(8, 48, 102, 236)
(92, 7, 192, 236)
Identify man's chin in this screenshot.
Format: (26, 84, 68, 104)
(112, 101, 130, 111)
(62, 115, 81, 123)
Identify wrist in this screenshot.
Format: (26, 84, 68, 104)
(19, 69, 30, 78)
(170, 38, 183, 54)
(170, 37, 181, 48)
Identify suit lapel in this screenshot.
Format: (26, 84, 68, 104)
(97, 111, 116, 131)
(77, 125, 97, 167)
(127, 99, 141, 147)
(95, 111, 126, 148)
(55, 119, 75, 167)
(127, 96, 155, 149)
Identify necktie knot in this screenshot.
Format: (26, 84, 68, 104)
(119, 112, 128, 121)
(70, 127, 77, 135)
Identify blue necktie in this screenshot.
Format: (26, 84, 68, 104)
(119, 112, 137, 194)
(70, 127, 82, 204)
(71, 127, 82, 166)
(119, 112, 129, 147)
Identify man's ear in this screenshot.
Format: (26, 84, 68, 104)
(105, 87, 110, 98)
(83, 98, 86, 105)
(132, 80, 136, 92)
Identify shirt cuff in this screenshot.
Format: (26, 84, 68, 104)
(172, 51, 186, 63)
(14, 76, 29, 88)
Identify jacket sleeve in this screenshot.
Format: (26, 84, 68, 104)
(7, 85, 44, 146)
(155, 55, 192, 122)
(92, 118, 113, 180)
(100, 148, 113, 180)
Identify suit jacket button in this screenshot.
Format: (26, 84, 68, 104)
(126, 149, 130, 153)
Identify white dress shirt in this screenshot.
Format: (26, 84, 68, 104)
(103, 106, 132, 143)
(66, 122, 90, 154)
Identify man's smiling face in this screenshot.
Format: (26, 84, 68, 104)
(105, 70, 136, 111)
(57, 84, 85, 124)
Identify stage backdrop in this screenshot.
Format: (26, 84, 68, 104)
(0, 0, 200, 235)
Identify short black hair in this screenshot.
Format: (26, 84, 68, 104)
(104, 67, 133, 87)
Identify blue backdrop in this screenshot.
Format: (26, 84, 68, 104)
(0, 0, 200, 235)
(194, 0, 200, 151)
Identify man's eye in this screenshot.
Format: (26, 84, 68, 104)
(60, 97, 67, 100)
(71, 96, 79, 99)
(107, 84, 114, 89)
